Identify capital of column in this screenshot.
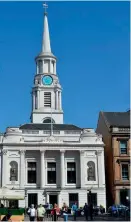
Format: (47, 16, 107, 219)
(40, 150, 46, 154)
(19, 150, 25, 155)
(80, 150, 85, 155)
(2, 150, 8, 155)
(60, 150, 65, 154)
(96, 150, 102, 156)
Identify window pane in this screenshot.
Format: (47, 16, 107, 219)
(28, 162, 36, 170)
(120, 141, 127, 154)
(122, 164, 129, 180)
(67, 162, 76, 183)
(28, 171, 36, 183)
(47, 162, 56, 184)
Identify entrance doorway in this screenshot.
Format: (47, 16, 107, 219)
(28, 193, 37, 207)
(49, 195, 58, 206)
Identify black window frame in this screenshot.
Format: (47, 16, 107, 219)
(27, 162, 37, 184)
(47, 162, 56, 184)
(67, 162, 76, 184)
(69, 193, 78, 208)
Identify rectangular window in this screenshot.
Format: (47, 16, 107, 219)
(27, 162, 37, 184)
(44, 92, 51, 107)
(122, 164, 129, 180)
(69, 193, 78, 208)
(120, 140, 127, 154)
(47, 162, 56, 184)
(67, 162, 76, 184)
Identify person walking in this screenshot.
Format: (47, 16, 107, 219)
(83, 203, 88, 221)
(46, 203, 51, 218)
(88, 203, 93, 220)
(27, 204, 36, 221)
(71, 202, 78, 221)
(37, 204, 46, 221)
(62, 203, 68, 222)
(51, 203, 57, 221)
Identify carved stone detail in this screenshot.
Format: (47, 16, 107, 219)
(60, 150, 65, 153)
(20, 137, 24, 142)
(2, 150, 7, 155)
(19, 150, 25, 155)
(80, 150, 85, 155)
(43, 136, 63, 143)
(96, 151, 102, 156)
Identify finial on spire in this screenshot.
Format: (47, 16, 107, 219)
(43, 2, 48, 15)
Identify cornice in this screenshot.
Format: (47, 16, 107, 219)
(2, 142, 104, 147)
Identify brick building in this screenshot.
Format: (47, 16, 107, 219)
(96, 111, 130, 207)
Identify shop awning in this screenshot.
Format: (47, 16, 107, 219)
(0, 187, 25, 200)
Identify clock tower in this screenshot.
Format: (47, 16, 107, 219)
(31, 6, 63, 124)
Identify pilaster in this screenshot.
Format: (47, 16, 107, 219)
(2, 150, 8, 187)
(19, 150, 25, 189)
(40, 150, 45, 188)
(60, 150, 65, 188)
(80, 150, 85, 188)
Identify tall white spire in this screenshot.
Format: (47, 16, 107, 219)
(42, 3, 51, 53)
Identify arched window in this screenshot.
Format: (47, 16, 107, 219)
(87, 161, 96, 181)
(43, 117, 55, 124)
(10, 161, 18, 181)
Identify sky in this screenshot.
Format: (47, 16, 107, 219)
(0, 1, 130, 132)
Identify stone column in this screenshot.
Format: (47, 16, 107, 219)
(49, 60, 51, 73)
(37, 90, 40, 109)
(54, 62, 56, 74)
(80, 150, 85, 188)
(97, 151, 104, 187)
(60, 150, 65, 188)
(40, 151, 45, 188)
(33, 92, 35, 110)
(2, 150, 8, 187)
(56, 91, 58, 110)
(59, 91, 62, 110)
(20, 150, 25, 189)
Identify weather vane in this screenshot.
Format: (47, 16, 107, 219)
(43, 2, 48, 14)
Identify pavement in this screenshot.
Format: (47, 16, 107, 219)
(24, 214, 130, 221)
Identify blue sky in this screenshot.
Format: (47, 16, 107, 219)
(0, 1, 130, 132)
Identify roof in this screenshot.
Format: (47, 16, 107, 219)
(19, 124, 82, 131)
(102, 111, 130, 127)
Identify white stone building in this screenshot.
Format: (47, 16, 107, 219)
(0, 7, 106, 209)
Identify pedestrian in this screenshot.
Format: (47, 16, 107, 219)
(62, 203, 68, 222)
(71, 202, 78, 221)
(83, 203, 88, 220)
(51, 203, 57, 221)
(46, 202, 51, 218)
(88, 203, 93, 220)
(27, 204, 36, 221)
(37, 204, 46, 221)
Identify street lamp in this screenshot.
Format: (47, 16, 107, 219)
(87, 189, 92, 204)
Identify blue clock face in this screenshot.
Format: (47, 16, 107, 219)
(42, 75, 53, 85)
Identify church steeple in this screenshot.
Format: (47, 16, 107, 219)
(42, 6, 51, 53)
(30, 4, 64, 124)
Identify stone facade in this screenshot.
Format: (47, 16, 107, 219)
(0, 7, 106, 209)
